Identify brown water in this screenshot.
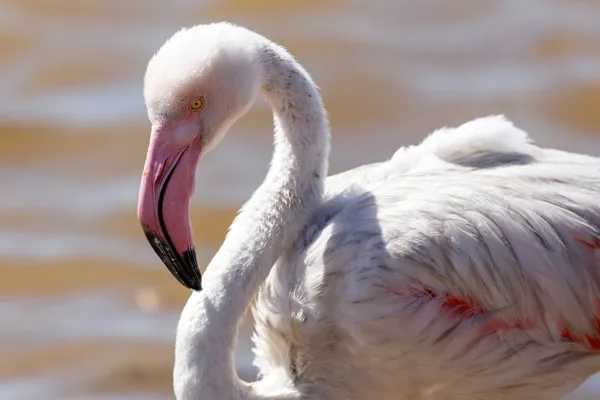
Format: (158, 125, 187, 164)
(2, 1, 600, 399)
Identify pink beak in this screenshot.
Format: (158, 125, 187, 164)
(137, 124, 203, 290)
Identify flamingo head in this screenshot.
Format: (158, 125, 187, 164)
(138, 23, 260, 290)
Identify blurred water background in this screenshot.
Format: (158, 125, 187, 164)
(2, 0, 600, 399)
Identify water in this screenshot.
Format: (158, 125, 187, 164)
(1, 0, 600, 398)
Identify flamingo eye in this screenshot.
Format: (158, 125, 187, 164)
(189, 97, 204, 112)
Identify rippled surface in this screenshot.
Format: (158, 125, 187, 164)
(2, 0, 600, 398)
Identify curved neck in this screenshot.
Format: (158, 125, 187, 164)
(174, 38, 330, 400)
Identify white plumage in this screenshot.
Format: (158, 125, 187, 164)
(141, 22, 600, 400)
(252, 115, 600, 400)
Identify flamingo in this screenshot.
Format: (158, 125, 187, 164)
(137, 22, 600, 400)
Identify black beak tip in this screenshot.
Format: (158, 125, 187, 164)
(143, 230, 202, 291)
(181, 248, 202, 291)
(185, 276, 202, 291)
(169, 266, 202, 291)
(162, 249, 203, 291)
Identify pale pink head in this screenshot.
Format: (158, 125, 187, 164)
(138, 23, 261, 290)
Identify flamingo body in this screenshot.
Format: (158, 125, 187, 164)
(252, 115, 600, 399)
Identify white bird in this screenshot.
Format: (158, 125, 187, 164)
(137, 22, 600, 400)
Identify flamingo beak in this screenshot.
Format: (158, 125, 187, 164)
(137, 124, 203, 290)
